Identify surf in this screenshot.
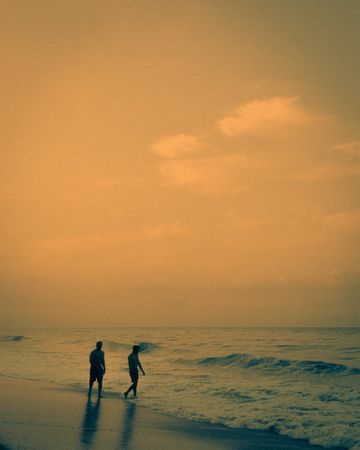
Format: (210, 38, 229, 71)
(176, 353, 360, 376)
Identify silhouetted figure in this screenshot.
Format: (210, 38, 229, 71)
(80, 397, 101, 447)
(88, 341, 106, 397)
(123, 345, 145, 398)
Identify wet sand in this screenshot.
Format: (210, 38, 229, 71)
(0, 377, 342, 450)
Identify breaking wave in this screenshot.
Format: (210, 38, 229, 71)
(138, 342, 161, 352)
(177, 353, 360, 376)
(106, 341, 129, 351)
(0, 335, 27, 342)
(106, 340, 160, 353)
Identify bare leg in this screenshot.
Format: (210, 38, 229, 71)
(124, 384, 134, 398)
(124, 379, 138, 397)
(124, 372, 139, 398)
(133, 380, 138, 397)
(98, 379, 103, 397)
(88, 380, 94, 396)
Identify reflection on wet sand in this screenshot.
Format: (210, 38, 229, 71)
(80, 397, 101, 447)
(119, 401, 137, 449)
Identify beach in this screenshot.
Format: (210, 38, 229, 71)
(0, 328, 359, 449)
(2, 0, 359, 446)
(0, 376, 335, 450)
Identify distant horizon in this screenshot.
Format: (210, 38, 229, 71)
(1, 325, 359, 331)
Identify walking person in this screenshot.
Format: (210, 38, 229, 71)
(124, 345, 145, 399)
(88, 341, 106, 397)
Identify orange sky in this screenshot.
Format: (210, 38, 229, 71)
(1, 1, 359, 327)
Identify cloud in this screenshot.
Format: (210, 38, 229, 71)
(29, 222, 187, 252)
(216, 96, 314, 137)
(159, 155, 253, 193)
(20, 223, 188, 270)
(324, 211, 360, 232)
(333, 141, 360, 156)
(138, 222, 187, 239)
(94, 176, 147, 188)
(151, 96, 356, 196)
(159, 159, 203, 186)
(151, 134, 201, 158)
(291, 163, 360, 181)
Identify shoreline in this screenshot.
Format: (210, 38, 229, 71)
(0, 376, 346, 450)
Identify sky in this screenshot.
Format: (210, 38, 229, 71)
(1, 0, 359, 327)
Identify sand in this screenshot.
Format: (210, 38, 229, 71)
(0, 376, 339, 450)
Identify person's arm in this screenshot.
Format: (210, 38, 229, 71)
(137, 356, 145, 375)
(102, 352, 106, 374)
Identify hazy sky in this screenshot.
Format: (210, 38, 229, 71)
(1, 0, 359, 327)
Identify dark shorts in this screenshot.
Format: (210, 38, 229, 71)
(90, 366, 104, 383)
(130, 369, 139, 384)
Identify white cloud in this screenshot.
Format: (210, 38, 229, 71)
(324, 211, 360, 232)
(216, 96, 313, 137)
(159, 155, 254, 193)
(151, 97, 356, 196)
(333, 141, 360, 156)
(24, 223, 188, 262)
(139, 222, 187, 239)
(94, 176, 147, 188)
(291, 163, 360, 181)
(151, 134, 201, 158)
(95, 178, 122, 188)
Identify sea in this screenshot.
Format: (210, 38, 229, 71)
(0, 327, 359, 449)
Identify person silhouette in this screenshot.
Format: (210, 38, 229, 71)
(88, 341, 106, 397)
(123, 345, 145, 399)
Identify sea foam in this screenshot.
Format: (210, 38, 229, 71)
(0, 335, 27, 342)
(177, 353, 360, 376)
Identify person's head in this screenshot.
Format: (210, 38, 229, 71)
(96, 341, 103, 350)
(133, 345, 140, 354)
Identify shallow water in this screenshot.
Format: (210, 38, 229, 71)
(0, 327, 359, 449)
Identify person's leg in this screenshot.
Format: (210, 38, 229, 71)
(88, 369, 95, 396)
(132, 371, 139, 397)
(133, 379, 138, 397)
(124, 383, 134, 398)
(98, 376, 103, 397)
(124, 371, 138, 398)
(88, 380, 94, 396)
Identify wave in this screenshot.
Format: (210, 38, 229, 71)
(106, 341, 129, 351)
(0, 335, 27, 342)
(106, 340, 160, 353)
(139, 342, 160, 353)
(176, 353, 360, 376)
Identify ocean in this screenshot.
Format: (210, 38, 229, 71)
(0, 327, 359, 449)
